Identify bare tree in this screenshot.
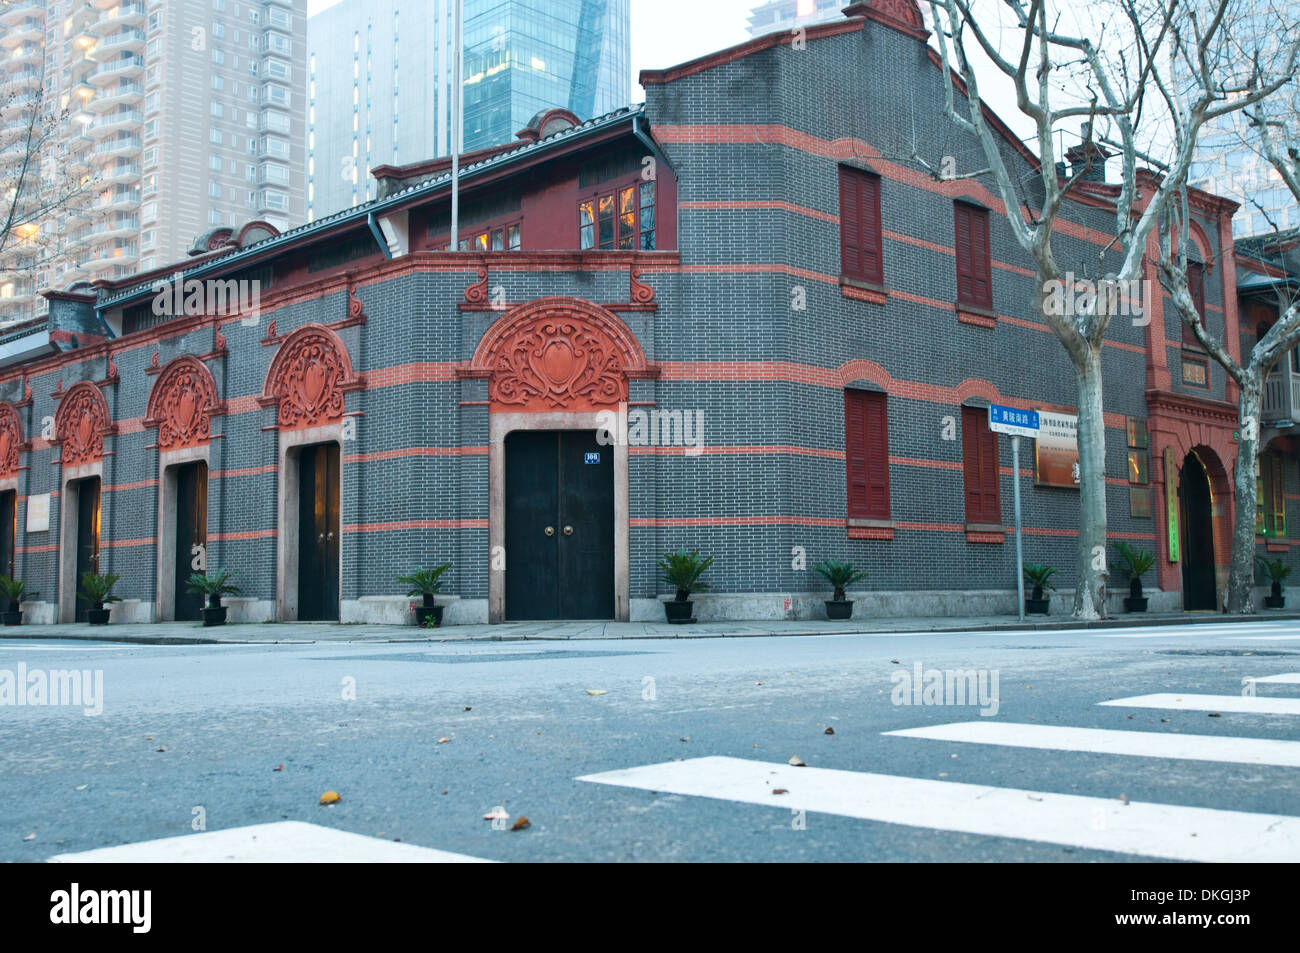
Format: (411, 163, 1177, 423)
(0, 50, 97, 324)
(1160, 32, 1300, 613)
(924, 0, 1299, 618)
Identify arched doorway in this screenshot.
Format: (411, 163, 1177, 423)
(1179, 450, 1217, 609)
(467, 297, 649, 623)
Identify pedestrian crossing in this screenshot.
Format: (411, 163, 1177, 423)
(47, 821, 494, 863)
(578, 670, 1300, 862)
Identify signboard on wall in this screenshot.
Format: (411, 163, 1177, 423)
(1035, 412, 1080, 488)
(26, 493, 49, 533)
(1165, 447, 1180, 563)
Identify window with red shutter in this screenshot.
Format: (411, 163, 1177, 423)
(844, 389, 890, 521)
(955, 202, 993, 311)
(962, 405, 1001, 525)
(839, 166, 883, 285)
(1182, 261, 1205, 345)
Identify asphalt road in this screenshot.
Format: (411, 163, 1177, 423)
(3, 619, 1299, 862)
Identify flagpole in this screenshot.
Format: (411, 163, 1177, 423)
(450, 0, 463, 250)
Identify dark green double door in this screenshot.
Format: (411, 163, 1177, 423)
(505, 431, 614, 621)
(173, 462, 207, 622)
(298, 443, 340, 621)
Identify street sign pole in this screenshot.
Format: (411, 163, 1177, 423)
(1012, 435, 1024, 622)
(988, 405, 1038, 622)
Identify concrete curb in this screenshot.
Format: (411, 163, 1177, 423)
(2, 609, 1297, 646)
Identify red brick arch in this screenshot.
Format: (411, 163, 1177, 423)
(146, 356, 220, 451)
(55, 381, 111, 467)
(262, 324, 357, 430)
(470, 297, 649, 413)
(0, 402, 22, 479)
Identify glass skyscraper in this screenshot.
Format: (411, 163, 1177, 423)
(463, 1, 630, 150)
(307, 0, 630, 220)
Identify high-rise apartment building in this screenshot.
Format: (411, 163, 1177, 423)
(0, 0, 307, 328)
(1186, 0, 1300, 238)
(306, 0, 630, 220)
(746, 0, 845, 36)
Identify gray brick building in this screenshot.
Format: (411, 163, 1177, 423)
(0, 0, 1286, 626)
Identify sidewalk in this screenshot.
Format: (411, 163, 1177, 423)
(1, 610, 1298, 646)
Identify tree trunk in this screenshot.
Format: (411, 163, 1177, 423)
(1225, 382, 1262, 614)
(1072, 350, 1109, 619)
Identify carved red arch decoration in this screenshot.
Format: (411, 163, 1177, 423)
(470, 297, 649, 413)
(262, 323, 358, 430)
(146, 356, 220, 451)
(55, 381, 112, 467)
(0, 402, 23, 479)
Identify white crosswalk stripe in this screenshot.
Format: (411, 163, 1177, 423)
(1250, 672, 1300, 684)
(885, 721, 1300, 767)
(1099, 693, 1300, 715)
(578, 756, 1300, 862)
(46, 821, 494, 863)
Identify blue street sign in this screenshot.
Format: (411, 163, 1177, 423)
(988, 404, 1040, 438)
(584, 452, 601, 465)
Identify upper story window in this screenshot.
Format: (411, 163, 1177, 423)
(1182, 260, 1206, 346)
(457, 221, 521, 252)
(579, 180, 655, 250)
(954, 202, 993, 312)
(839, 166, 883, 285)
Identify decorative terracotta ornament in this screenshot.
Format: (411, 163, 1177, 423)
(630, 267, 655, 304)
(150, 350, 160, 369)
(475, 300, 646, 412)
(264, 325, 353, 430)
(464, 266, 489, 304)
(348, 287, 366, 321)
(55, 382, 111, 466)
(0, 403, 22, 478)
(214, 329, 226, 352)
(147, 356, 218, 451)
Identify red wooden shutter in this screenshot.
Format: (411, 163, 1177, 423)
(839, 167, 862, 279)
(1183, 261, 1205, 344)
(840, 167, 883, 284)
(955, 203, 992, 310)
(845, 389, 890, 520)
(962, 405, 1001, 524)
(954, 204, 974, 304)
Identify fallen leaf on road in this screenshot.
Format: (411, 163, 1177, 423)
(1208, 713, 1221, 718)
(1119, 794, 1129, 805)
(772, 788, 789, 795)
(464, 707, 472, 711)
(824, 727, 835, 735)
(441, 789, 449, 795)
(511, 817, 531, 831)
(484, 806, 509, 821)
(155, 746, 166, 752)
(585, 689, 607, 696)
(755, 682, 763, 686)
(22, 833, 35, 841)
(75, 785, 88, 791)
(1027, 795, 1043, 802)
(680, 736, 690, 742)
(319, 791, 341, 805)
(789, 755, 807, 767)
(890, 660, 900, 664)
(437, 737, 451, 744)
